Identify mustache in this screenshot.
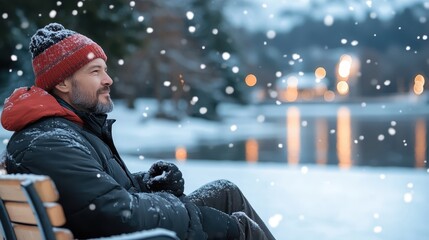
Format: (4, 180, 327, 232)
(97, 86, 110, 95)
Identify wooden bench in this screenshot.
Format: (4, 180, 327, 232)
(0, 174, 179, 240)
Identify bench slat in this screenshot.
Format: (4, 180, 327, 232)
(6, 201, 66, 226)
(13, 223, 73, 240)
(0, 175, 59, 202)
(0, 179, 27, 201)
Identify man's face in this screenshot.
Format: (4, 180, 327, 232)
(69, 58, 114, 114)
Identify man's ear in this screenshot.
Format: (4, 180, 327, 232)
(53, 79, 72, 93)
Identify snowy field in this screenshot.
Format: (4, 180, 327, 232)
(1, 99, 429, 240)
(126, 159, 429, 240)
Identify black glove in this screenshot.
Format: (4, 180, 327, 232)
(146, 160, 185, 197)
(134, 171, 151, 192)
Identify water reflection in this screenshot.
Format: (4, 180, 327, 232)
(415, 119, 426, 168)
(286, 107, 300, 165)
(315, 118, 328, 165)
(146, 106, 428, 169)
(245, 139, 258, 163)
(337, 107, 352, 169)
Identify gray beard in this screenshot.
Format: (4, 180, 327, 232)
(71, 82, 114, 114)
(93, 98, 114, 114)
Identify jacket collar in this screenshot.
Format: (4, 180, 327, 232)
(54, 96, 116, 141)
(1, 86, 84, 131)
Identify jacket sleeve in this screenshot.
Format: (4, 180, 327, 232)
(6, 128, 203, 239)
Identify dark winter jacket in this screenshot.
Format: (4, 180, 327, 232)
(1, 86, 205, 239)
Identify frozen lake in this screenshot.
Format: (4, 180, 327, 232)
(135, 113, 428, 168)
(110, 99, 429, 170)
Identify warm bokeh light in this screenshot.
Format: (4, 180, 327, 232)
(337, 81, 349, 95)
(287, 107, 300, 165)
(324, 90, 336, 102)
(285, 76, 298, 102)
(315, 67, 327, 79)
(414, 85, 424, 95)
(337, 107, 352, 168)
(415, 74, 425, 84)
(245, 74, 257, 87)
(413, 74, 425, 95)
(175, 147, 187, 161)
(245, 139, 259, 163)
(415, 119, 426, 168)
(276, 73, 328, 102)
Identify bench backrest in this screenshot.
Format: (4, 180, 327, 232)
(0, 174, 179, 240)
(0, 174, 73, 240)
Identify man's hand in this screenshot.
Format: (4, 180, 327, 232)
(146, 160, 184, 197)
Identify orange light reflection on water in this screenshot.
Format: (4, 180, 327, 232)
(287, 107, 300, 165)
(415, 119, 426, 168)
(246, 139, 259, 163)
(337, 107, 352, 168)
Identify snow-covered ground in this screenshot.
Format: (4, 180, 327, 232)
(129, 159, 429, 240)
(1, 99, 428, 240)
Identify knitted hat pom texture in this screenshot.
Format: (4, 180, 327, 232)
(30, 23, 76, 59)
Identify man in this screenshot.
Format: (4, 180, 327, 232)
(1, 23, 276, 240)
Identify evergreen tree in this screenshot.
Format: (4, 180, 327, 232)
(0, 0, 145, 101)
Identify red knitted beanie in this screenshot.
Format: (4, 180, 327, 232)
(30, 23, 107, 91)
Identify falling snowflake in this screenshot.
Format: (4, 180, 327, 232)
(268, 214, 283, 228)
(403, 193, 413, 203)
(373, 226, 382, 233)
(89, 204, 96, 210)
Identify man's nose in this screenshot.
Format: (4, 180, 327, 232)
(102, 72, 113, 86)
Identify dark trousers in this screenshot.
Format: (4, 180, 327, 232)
(187, 179, 276, 240)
